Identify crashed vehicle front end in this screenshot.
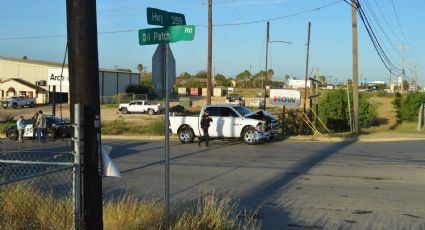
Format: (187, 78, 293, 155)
(245, 111, 280, 143)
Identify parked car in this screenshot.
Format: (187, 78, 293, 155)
(5, 115, 71, 141)
(226, 94, 245, 106)
(169, 104, 280, 145)
(118, 100, 163, 115)
(1, 96, 36, 109)
(249, 98, 265, 108)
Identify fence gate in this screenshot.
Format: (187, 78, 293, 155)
(0, 148, 79, 229)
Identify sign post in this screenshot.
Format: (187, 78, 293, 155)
(139, 8, 195, 228)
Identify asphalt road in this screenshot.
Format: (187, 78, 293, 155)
(1, 138, 425, 229)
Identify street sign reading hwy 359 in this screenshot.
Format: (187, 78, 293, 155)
(139, 25, 195, 45)
(147, 7, 186, 27)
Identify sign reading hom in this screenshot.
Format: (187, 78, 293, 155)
(269, 89, 301, 107)
(47, 68, 69, 93)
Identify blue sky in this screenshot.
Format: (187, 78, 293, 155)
(0, 0, 423, 84)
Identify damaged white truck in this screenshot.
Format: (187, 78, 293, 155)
(169, 104, 280, 145)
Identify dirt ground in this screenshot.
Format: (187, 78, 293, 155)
(0, 95, 256, 122)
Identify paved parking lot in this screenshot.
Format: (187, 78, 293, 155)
(1, 138, 424, 229)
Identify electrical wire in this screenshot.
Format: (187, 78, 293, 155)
(0, 0, 343, 41)
(372, 0, 403, 44)
(344, 0, 401, 75)
(360, 0, 401, 59)
(214, 0, 344, 27)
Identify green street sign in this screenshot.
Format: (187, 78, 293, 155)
(147, 7, 186, 27)
(139, 25, 195, 45)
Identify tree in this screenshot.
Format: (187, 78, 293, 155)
(284, 74, 290, 82)
(22, 56, 28, 60)
(194, 70, 207, 79)
(178, 72, 192, 79)
(137, 64, 144, 79)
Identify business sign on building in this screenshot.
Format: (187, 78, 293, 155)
(269, 89, 301, 107)
(48, 68, 69, 93)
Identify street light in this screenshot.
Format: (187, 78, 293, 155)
(263, 40, 292, 110)
(269, 40, 292, 44)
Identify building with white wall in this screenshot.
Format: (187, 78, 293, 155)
(0, 57, 140, 103)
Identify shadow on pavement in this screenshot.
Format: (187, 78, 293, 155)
(119, 139, 244, 175)
(239, 139, 358, 229)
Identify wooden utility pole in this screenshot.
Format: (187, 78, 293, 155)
(352, 0, 360, 133)
(66, 0, 103, 228)
(263, 21, 270, 110)
(399, 44, 409, 93)
(315, 67, 319, 126)
(415, 64, 418, 89)
(303, 22, 311, 113)
(389, 67, 392, 93)
(207, 0, 212, 104)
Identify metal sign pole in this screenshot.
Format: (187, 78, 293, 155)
(164, 43, 170, 229)
(73, 103, 81, 229)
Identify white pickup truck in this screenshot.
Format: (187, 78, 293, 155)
(169, 104, 280, 145)
(118, 100, 163, 115)
(1, 96, 36, 109)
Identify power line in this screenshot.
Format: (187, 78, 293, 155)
(357, 4, 401, 73)
(1, 0, 343, 41)
(214, 0, 343, 27)
(390, 0, 409, 45)
(360, 0, 401, 59)
(372, 0, 403, 44)
(344, 0, 401, 75)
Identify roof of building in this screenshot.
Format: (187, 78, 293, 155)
(0, 78, 47, 92)
(0, 56, 138, 74)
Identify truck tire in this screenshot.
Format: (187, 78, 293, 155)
(7, 129, 18, 140)
(30, 102, 35, 108)
(148, 109, 155, 115)
(121, 107, 129, 114)
(178, 126, 195, 144)
(242, 126, 258, 145)
(12, 103, 17, 109)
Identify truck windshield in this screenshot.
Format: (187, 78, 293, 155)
(233, 106, 252, 116)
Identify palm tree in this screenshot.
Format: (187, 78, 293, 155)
(137, 64, 144, 79)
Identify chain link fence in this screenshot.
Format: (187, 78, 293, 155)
(0, 150, 76, 229)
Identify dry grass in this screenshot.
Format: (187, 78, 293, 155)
(102, 115, 165, 136)
(0, 187, 73, 230)
(362, 95, 425, 135)
(1, 188, 260, 230)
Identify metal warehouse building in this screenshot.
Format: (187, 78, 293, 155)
(0, 57, 140, 104)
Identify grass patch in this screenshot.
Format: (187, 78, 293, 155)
(1, 188, 260, 230)
(102, 116, 165, 136)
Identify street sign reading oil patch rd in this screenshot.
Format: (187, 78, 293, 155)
(139, 25, 195, 45)
(147, 7, 186, 27)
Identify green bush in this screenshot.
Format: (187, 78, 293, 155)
(318, 89, 377, 131)
(359, 93, 377, 127)
(396, 92, 425, 122)
(392, 92, 402, 123)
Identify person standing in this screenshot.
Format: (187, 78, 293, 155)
(36, 110, 47, 143)
(17, 116, 25, 142)
(198, 110, 213, 147)
(31, 112, 38, 142)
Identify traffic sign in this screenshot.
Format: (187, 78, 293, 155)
(147, 7, 186, 27)
(269, 89, 301, 107)
(152, 43, 175, 97)
(139, 25, 195, 45)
